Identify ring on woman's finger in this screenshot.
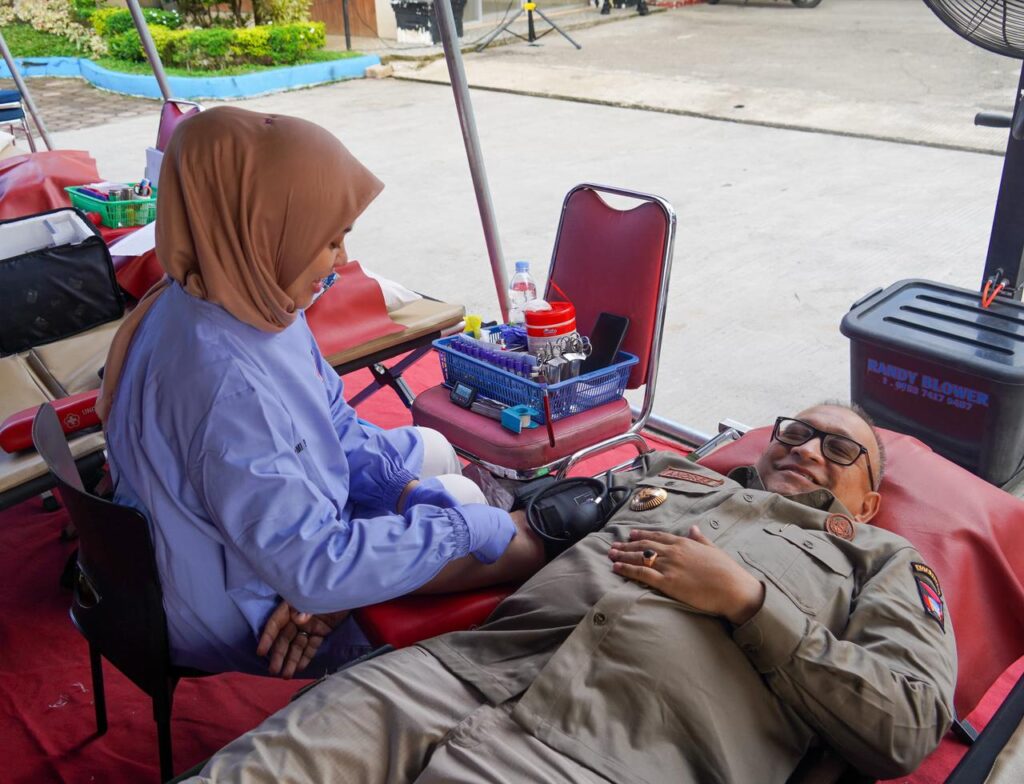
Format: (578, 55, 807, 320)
(296, 631, 310, 639)
(642, 548, 658, 568)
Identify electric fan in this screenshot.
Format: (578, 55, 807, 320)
(924, 0, 1024, 298)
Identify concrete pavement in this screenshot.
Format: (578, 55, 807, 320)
(397, 0, 1021, 154)
(15, 0, 1021, 435)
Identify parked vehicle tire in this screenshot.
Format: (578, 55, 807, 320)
(791, 0, 822, 7)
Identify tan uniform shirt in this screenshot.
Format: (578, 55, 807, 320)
(421, 453, 957, 783)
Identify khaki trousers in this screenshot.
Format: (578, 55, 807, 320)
(190, 646, 608, 784)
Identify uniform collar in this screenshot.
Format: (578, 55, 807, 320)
(727, 465, 852, 516)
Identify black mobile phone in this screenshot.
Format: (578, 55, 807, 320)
(582, 312, 629, 374)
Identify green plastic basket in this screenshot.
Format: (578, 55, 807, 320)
(65, 184, 158, 229)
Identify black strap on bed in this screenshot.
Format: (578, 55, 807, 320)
(946, 671, 1024, 783)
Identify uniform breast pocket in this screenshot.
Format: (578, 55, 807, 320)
(739, 525, 852, 615)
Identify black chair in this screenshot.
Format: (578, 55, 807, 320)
(32, 402, 206, 782)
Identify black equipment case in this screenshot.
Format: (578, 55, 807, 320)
(841, 279, 1024, 487)
(0, 208, 124, 356)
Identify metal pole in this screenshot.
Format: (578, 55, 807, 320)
(632, 407, 712, 449)
(342, 0, 352, 51)
(125, 0, 173, 101)
(0, 30, 53, 150)
(434, 0, 511, 322)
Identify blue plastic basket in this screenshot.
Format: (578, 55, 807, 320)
(434, 335, 638, 424)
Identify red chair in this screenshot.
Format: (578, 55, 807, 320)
(411, 183, 677, 478)
(155, 100, 201, 152)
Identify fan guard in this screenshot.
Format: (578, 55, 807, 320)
(924, 0, 1024, 59)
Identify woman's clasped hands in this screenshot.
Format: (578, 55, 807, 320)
(257, 601, 350, 679)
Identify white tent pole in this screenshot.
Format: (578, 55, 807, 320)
(0, 29, 53, 150)
(433, 0, 510, 322)
(125, 0, 173, 101)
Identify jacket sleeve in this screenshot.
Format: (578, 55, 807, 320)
(731, 546, 957, 778)
(308, 325, 424, 512)
(187, 381, 512, 615)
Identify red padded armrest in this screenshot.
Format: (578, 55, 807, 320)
(354, 584, 516, 649)
(702, 427, 1024, 718)
(0, 390, 100, 453)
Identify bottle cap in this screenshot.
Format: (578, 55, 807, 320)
(515, 260, 530, 273)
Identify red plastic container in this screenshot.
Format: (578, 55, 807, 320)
(525, 301, 576, 353)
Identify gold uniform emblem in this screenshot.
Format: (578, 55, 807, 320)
(629, 487, 668, 511)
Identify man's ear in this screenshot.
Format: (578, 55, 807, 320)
(853, 491, 881, 524)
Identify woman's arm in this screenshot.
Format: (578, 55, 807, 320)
(188, 382, 517, 615)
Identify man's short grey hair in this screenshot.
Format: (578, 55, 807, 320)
(817, 400, 887, 490)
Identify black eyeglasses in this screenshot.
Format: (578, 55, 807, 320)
(772, 417, 877, 490)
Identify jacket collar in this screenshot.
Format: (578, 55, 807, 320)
(727, 465, 852, 516)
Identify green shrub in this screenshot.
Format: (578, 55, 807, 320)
(71, 0, 98, 25)
(7, 0, 107, 55)
(99, 20, 326, 70)
(148, 24, 187, 62)
(144, 8, 184, 29)
(90, 8, 122, 38)
(107, 29, 144, 62)
(175, 26, 233, 69)
(267, 22, 325, 65)
(230, 25, 272, 61)
(92, 7, 183, 39)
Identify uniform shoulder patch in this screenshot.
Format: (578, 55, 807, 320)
(658, 468, 723, 486)
(825, 513, 855, 541)
(911, 562, 945, 632)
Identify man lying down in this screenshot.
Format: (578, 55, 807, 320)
(188, 403, 957, 783)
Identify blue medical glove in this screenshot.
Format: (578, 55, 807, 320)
(404, 476, 460, 510)
(463, 505, 517, 564)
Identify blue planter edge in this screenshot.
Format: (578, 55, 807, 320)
(0, 54, 381, 100)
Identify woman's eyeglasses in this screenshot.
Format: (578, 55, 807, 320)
(772, 417, 877, 490)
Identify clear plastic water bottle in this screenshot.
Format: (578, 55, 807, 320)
(507, 260, 538, 325)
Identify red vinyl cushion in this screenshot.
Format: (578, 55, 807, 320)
(545, 188, 668, 389)
(702, 427, 1024, 718)
(0, 390, 100, 453)
(412, 384, 633, 469)
(0, 150, 100, 219)
(304, 261, 405, 357)
(356, 585, 515, 650)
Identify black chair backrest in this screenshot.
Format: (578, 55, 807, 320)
(32, 402, 173, 695)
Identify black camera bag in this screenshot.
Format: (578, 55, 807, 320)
(0, 208, 125, 356)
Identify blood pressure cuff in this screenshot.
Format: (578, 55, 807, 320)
(514, 476, 629, 560)
(0, 208, 124, 356)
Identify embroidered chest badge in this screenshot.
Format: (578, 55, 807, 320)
(825, 513, 855, 541)
(911, 562, 945, 631)
(657, 468, 724, 487)
(630, 487, 668, 512)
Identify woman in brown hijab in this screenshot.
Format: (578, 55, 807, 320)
(101, 107, 541, 678)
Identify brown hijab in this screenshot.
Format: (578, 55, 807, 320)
(97, 106, 384, 422)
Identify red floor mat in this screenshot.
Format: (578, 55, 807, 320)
(0, 355, 1016, 782)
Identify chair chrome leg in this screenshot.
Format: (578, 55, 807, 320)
(89, 644, 108, 736)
